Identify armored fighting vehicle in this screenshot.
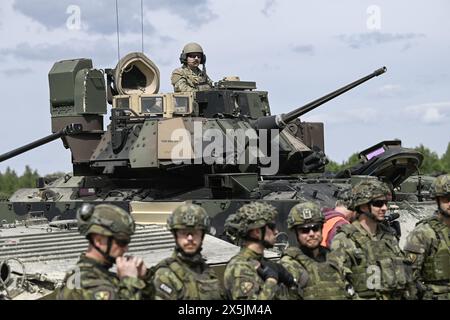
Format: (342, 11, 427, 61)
(0, 53, 436, 299)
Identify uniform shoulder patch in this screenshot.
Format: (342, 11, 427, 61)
(93, 289, 113, 300)
(240, 281, 254, 295)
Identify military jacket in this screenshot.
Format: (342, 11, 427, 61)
(171, 65, 212, 92)
(280, 246, 349, 300)
(404, 215, 450, 299)
(57, 254, 146, 300)
(224, 247, 283, 300)
(330, 220, 414, 299)
(151, 250, 224, 300)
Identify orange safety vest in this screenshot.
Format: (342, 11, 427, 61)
(321, 215, 348, 247)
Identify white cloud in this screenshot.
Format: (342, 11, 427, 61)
(404, 102, 450, 124)
(376, 84, 404, 97)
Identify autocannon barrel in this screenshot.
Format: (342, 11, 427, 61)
(256, 67, 386, 130)
(0, 123, 82, 163)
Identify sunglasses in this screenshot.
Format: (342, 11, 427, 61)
(266, 223, 277, 231)
(114, 237, 130, 247)
(187, 53, 202, 59)
(297, 224, 321, 234)
(370, 200, 388, 208)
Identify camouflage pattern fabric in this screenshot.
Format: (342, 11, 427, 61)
(287, 201, 324, 228)
(77, 203, 135, 238)
(171, 66, 212, 92)
(404, 215, 450, 299)
(430, 174, 450, 198)
(280, 246, 350, 300)
(350, 179, 391, 210)
(57, 254, 146, 300)
(224, 202, 278, 240)
(167, 203, 211, 232)
(151, 251, 224, 300)
(224, 248, 283, 300)
(330, 220, 415, 300)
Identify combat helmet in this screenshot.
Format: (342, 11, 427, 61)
(350, 179, 391, 210)
(167, 203, 211, 233)
(77, 204, 135, 240)
(430, 174, 450, 198)
(224, 202, 277, 238)
(336, 185, 352, 208)
(287, 202, 324, 229)
(180, 42, 206, 64)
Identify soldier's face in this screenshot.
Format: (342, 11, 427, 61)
(187, 53, 202, 68)
(296, 224, 322, 249)
(367, 197, 388, 221)
(438, 195, 450, 215)
(176, 228, 203, 255)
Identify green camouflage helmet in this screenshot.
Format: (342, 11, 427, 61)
(167, 204, 211, 232)
(77, 204, 135, 239)
(287, 202, 324, 229)
(430, 174, 450, 198)
(224, 202, 277, 237)
(350, 179, 391, 209)
(336, 185, 352, 207)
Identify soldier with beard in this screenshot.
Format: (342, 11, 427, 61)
(150, 204, 224, 300)
(330, 179, 415, 299)
(280, 202, 351, 299)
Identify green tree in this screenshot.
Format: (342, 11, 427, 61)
(441, 142, 450, 173)
(414, 144, 444, 174)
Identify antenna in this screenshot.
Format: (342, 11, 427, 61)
(115, 0, 121, 65)
(141, 0, 144, 53)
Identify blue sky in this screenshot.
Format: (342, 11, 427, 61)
(0, 0, 449, 175)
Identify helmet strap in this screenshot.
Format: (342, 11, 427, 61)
(89, 236, 116, 266)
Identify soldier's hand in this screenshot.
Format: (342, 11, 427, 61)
(257, 260, 278, 283)
(116, 256, 139, 279)
(262, 260, 295, 287)
(274, 264, 295, 287)
(135, 257, 148, 279)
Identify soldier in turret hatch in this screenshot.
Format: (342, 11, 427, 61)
(171, 42, 213, 92)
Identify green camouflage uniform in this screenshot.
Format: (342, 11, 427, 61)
(57, 204, 148, 300)
(171, 66, 212, 92)
(281, 202, 350, 300)
(224, 247, 281, 300)
(403, 174, 450, 300)
(151, 250, 224, 300)
(331, 220, 413, 299)
(149, 204, 224, 300)
(57, 254, 146, 300)
(330, 180, 414, 299)
(280, 246, 349, 300)
(223, 202, 288, 300)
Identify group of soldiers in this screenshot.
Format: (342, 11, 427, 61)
(56, 174, 450, 300)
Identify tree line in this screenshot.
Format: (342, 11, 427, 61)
(326, 142, 450, 175)
(0, 143, 449, 198)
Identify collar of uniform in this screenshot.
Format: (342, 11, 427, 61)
(240, 247, 264, 261)
(353, 220, 383, 240)
(299, 245, 329, 262)
(79, 253, 112, 270)
(172, 249, 206, 266)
